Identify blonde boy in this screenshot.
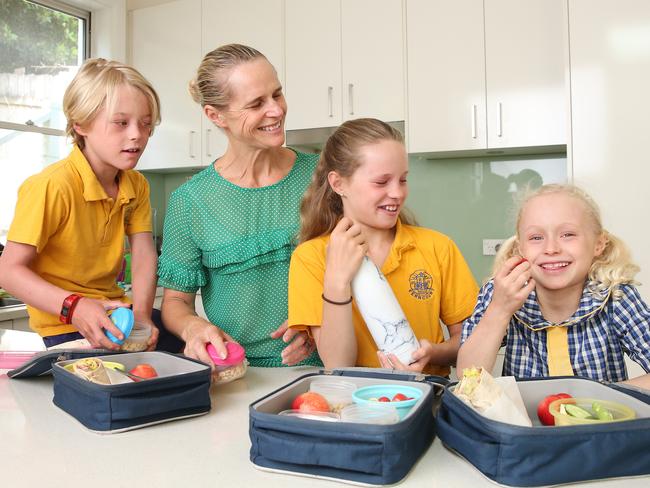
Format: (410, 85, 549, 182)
(0, 58, 161, 349)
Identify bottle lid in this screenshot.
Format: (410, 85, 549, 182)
(206, 342, 246, 366)
(105, 307, 134, 345)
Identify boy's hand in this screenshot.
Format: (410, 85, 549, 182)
(324, 217, 368, 291)
(491, 256, 535, 317)
(132, 315, 159, 351)
(377, 339, 435, 373)
(71, 299, 126, 350)
(270, 320, 316, 366)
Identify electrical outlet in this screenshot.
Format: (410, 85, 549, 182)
(483, 239, 505, 256)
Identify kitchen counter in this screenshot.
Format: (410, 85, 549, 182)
(1, 339, 648, 488)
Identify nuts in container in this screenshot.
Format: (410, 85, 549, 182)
(120, 322, 152, 352)
(309, 379, 356, 414)
(206, 342, 247, 384)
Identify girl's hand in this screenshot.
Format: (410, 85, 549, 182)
(490, 256, 535, 317)
(324, 217, 368, 292)
(377, 339, 436, 373)
(270, 320, 316, 366)
(71, 299, 127, 350)
(181, 318, 236, 367)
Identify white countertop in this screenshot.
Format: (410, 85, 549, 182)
(1, 333, 648, 488)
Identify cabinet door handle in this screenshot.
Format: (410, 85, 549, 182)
(471, 104, 477, 139)
(328, 86, 334, 117)
(348, 83, 354, 116)
(189, 130, 196, 158)
(497, 102, 503, 137)
(205, 128, 211, 158)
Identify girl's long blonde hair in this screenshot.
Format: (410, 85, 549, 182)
(492, 184, 639, 300)
(299, 118, 416, 243)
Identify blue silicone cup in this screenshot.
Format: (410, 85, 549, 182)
(352, 384, 423, 420)
(105, 307, 134, 345)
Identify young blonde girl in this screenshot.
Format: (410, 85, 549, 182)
(458, 184, 650, 389)
(288, 118, 478, 375)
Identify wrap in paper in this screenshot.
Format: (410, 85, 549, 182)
(455, 367, 532, 427)
(71, 358, 110, 385)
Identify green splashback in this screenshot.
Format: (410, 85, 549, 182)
(143, 153, 567, 283)
(406, 153, 567, 283)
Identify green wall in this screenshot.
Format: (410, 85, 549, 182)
(143, 153, 567, 283)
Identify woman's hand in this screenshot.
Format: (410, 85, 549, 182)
(71, 299, 127, 350)
(377, 339, 436, 373)
(181, 317, 236, 366)
(490, 256, 535, 317)
(270, 320, 316, 366)
(323, 217, 368, 294)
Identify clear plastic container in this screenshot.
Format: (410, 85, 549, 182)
(309, 379, 356, 413)
(207, 342, 248, 384)
(278, 409, 340, 422)
(549, 397, 636, 426)
(340, 403, 399, 425)
(120, 322, 151, 352)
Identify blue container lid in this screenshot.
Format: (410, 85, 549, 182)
(105, 307, 134, 345)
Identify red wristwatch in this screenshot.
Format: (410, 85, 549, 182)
(59, 294, 83, 324)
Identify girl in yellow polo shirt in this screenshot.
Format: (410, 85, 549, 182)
(288, 118, 478, 376)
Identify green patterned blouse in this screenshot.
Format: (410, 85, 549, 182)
(158, 149, 322, 367)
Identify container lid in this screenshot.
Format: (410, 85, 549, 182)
(340, 403, 399, 425)
(207, 342, 246, 366)
(310, 379, 356, 399)
(278, 410, 340, 422)
(105, 307, 134, 345)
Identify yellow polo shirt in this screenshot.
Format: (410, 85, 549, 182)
(7, 145, 152, 337)
(288, 221, 478, 376)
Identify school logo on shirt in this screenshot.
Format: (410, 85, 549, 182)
(409, 269, 433, 300)
(123, 205, 134, 226)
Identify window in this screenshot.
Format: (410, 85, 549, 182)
(0, 0, 89, 245)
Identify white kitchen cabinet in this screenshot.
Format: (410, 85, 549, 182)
(129, 0, 284, 170)
(568, 0, 650, 300)
(285, 0, 405, 130)
(406, 0, 566, 154)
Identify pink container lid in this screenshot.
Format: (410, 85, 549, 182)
(206, 342, 245, 366)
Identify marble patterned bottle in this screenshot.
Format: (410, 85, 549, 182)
(351, 256, 419, 365)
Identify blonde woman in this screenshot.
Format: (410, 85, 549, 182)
(457, 184, 650, 390)
(159, 44, 319, 367)
(0, 58, 160, 350)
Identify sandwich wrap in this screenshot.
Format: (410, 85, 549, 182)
(454, 367, 532, 427)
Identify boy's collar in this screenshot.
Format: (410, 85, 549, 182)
(70, 145, 135, 202)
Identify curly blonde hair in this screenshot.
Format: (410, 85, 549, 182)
(299, 118, 416, 243)
(492, 184, 639, 300)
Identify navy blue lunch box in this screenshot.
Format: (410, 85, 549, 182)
(249, 368, 448, 486)
(10, 350, 211, 434)
(436, 376, 650, 486)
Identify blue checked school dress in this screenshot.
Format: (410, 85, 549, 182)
(461, 280, 650, 382)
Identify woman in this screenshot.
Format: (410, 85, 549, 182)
(159, 44, 320, 367)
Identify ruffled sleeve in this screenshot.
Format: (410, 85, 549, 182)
(158, 187, 207, 292)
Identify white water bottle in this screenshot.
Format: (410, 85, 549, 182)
(351, 256, 419, 365)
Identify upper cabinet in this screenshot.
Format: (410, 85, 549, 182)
(285, 0, 405, 130)
(129, 0, 284, 170)
(406, 0, 566, 154)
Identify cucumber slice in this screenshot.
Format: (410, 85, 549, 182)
(565, 403, 593, 419)
(592, 401, 614, 421)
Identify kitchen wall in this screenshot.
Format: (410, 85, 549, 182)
(143, 151, 567, 283)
